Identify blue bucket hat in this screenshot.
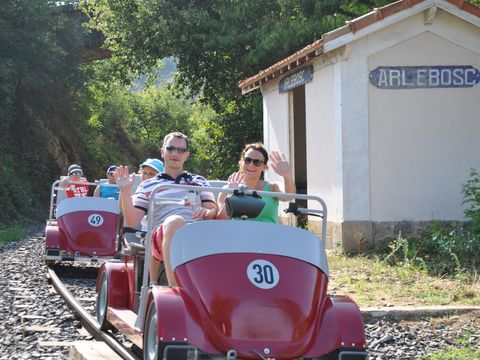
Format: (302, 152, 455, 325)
(139, 158, 164, 174)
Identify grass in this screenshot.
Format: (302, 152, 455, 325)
(425, 348, 480, 359)
(0, 227, 27, 245)
(327, 251, 480, 307)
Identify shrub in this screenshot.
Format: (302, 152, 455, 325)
(420, 223, 479, 276)
(383, 233, 427, 272)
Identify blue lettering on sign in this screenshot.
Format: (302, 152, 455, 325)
(369, 66, 480, 89)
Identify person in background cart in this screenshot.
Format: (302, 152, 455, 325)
(138, 158, 164, 182)
(94, 165, 120, 200)
(60, 164, 89, 198)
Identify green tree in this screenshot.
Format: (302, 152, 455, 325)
(84, 0, 395, 176)
(0, 0, 147, 226)
(0, 0, 86, 224)
(81, 66, 203, 171)
(87, 0, 392, 104)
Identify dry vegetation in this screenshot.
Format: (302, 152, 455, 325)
(327, 252, 480, 307)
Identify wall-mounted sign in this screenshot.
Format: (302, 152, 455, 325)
(369, 66, 480, 89)
(279, 65, 314, 93)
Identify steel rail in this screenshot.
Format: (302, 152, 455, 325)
(46, 266, 139, 360)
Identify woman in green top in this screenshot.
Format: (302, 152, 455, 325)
(217, 143, 296, 223)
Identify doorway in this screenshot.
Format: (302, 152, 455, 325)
(291, 85, 307, 227)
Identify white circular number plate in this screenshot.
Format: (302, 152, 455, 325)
(247, 259, 280, 289)
(87, 214, 104, 227)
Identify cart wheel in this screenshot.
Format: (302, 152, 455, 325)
(96, 272, 114, 331)
(143, 302, 158, 360)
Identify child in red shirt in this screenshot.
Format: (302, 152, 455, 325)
(61, 164, 89, 198)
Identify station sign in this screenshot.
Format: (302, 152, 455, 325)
(369, 66, 480, 89)
(279, 65, 313, 93)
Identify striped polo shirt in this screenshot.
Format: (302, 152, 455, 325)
(133, 172, 215, 230)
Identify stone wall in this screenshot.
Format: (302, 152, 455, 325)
(308, 218, 460, 253)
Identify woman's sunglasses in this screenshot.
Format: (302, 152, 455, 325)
(165, 145, 188, 154)
(69, 171, 82, 176)
(243, 157, 264, 167)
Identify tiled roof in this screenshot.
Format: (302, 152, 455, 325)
(238, 0, 480, 94)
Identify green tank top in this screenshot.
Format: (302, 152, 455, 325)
(251, 182, 279, 223)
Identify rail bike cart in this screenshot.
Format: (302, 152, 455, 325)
(96, 184, 367, 360)
(45, 179, 120, 265)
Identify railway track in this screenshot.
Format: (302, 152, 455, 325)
(1, 228, 88, 359)
(46, 265, 139, 360)
(0, 227, 141, 359)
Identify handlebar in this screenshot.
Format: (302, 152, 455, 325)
(144, 183, 328, 244)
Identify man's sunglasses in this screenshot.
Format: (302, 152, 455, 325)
(69, 171, 82, 176)
(107, 172, 115, 176)
(243, 157, 264, 167)
(165, 145, 188, 154)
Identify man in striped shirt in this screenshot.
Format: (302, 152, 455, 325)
(116, 132, 218, 285)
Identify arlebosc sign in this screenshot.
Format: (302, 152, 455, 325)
(369, 65, 480, 89)
(279, 66, 314, 93)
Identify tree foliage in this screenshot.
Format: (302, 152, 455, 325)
(0, 1, 148, 226)
(84, 0, 394, 178)
(0, 0, 85, 224)
(81, 69, 198, 167)
(87, 0, 392, 103)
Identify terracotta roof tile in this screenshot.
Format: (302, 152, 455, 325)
(238, 39, 324, 93)
(448, 0, 480, 16)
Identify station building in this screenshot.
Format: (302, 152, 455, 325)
(239, 0, 480, 251)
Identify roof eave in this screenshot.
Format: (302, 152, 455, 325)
(238, 41, 324, 94)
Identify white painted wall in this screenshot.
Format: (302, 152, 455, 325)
(336, 41, 372, 222)
(368, 28, 480, 221)
(304, 64, 343, 221)
(262, 82, 290, 155)
(261, 81, 291, 201)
